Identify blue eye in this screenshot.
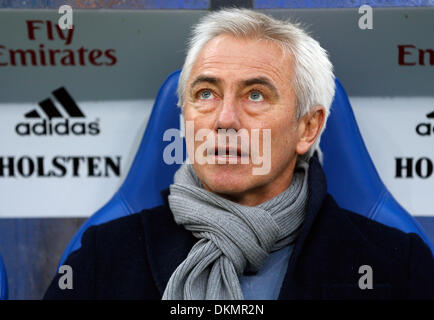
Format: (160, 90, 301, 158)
(249, 91, 264, 102)
(199, 90, 213, 100)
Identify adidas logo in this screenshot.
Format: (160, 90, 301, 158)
(415, 110, 434, 136)
(15, 87, 100, 136)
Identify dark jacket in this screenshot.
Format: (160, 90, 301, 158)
(44, 157, 434, 300)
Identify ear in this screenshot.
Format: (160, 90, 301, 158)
(295, 106, 326, 156)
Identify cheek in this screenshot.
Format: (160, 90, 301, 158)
(184, 104, 216, 127)
(183, 106, 196, 122)
(270, 119, 297, 162)
(184, 112, 216, 159)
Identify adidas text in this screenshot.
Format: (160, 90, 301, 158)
(15, 118, 100, 136)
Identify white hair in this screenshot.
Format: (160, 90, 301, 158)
(177, 8, 335, 159)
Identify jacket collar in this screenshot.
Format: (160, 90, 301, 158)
(141, 156, 328, 298)
(277, 155, 327, 299)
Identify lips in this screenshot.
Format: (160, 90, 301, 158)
(211, 146, 250, 162)
(215, 146, 241, 157)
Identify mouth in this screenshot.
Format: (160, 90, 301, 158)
(211, 146, 249, 163)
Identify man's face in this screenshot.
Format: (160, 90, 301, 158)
(184, 34, 304, 206)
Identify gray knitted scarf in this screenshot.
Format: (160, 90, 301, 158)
(162, 160, 309, 300)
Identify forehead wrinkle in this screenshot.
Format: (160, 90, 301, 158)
(188, 35, 294, 96)
(194, 58, 289, 89)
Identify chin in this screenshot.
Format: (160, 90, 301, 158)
(197, 164, 258, 195)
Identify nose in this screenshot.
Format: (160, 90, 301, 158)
(215, 95, 241, 131)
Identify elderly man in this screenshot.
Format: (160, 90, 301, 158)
(44, 9, 434, 300)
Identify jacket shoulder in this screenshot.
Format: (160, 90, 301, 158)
(44, 207, 168, 300)
(317, 195, 419, 256)
(304, 194, 434, 299)
(87, 203, 172, 250)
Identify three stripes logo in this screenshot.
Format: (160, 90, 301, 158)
(26, 87, 85, 119)
(415, 110, 434, 137)
(15, 87, 100, 136)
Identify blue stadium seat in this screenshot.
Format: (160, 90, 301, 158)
(320, 80, 433, 253)
(58, 70, 433, 266)
(0, 254, 8, 300)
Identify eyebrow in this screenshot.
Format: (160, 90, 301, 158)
(190, 76, 221, 93)
(242, 77, 279, 99)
